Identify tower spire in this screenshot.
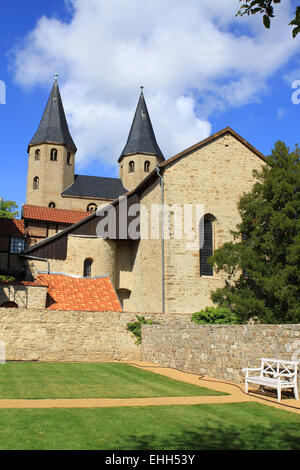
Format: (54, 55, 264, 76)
(28, 76, 76, 152)
(118, 88, 164, 163)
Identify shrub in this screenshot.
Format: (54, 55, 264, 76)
(0, 275, 15, 282)
(191, 307, 239, 325)
(127, 315, 154, 345)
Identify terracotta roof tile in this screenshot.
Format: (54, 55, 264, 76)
(22, 205, 89, 224)
(35, 274, 122, 312)
(0, 218, 26, 236)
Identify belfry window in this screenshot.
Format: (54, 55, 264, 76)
(83, 258, 93, 277)
(34, 149, 40, 161)
(144, 160, 150, 173)
(33, 176, 39, 190)
(50, 148, 58, 161)
(67, 152, 72, 165)
(129, 161, 135, 173)
(200, 214, 215, 277)
(49, 202, 56, 208)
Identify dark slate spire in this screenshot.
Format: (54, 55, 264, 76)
(118, 88, 164, 162)
(28, 75, 77, 152)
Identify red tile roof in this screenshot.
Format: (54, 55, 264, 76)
(0, 218, 26, 236)
(35, 274, 122, 312)
(22, 205, 89, 224)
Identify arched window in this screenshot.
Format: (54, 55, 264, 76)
(67, 152, 72, 165)
(144, 160, 150, 173)
(83, 258, 93, 277)
(49, 202, 56, 208)
(34, 149, 40, 161)
(50, 148, 58, 161)
(87, 203, 97, 213)
(200, 214, 215, 277)
(129, 161, 135, 173)
(33, 176, 39, 190)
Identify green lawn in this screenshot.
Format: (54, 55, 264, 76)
(0, 362, 224, 399)
(0, 403, 299, 450)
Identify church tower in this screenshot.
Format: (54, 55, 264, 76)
(119, 88, 164, 191)
(26, 75, 77, 209)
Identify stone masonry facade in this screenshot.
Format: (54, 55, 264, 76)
(0, 308, 190, 362)
(142, 322, 300, 388)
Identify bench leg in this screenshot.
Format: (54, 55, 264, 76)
(245, 379, 248, 394)
(277, 387, 281, 402)
(294, 386, 299, 400)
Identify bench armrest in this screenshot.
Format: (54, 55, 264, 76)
(242, 368, 261, 373)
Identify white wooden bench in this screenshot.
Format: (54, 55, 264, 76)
(242, 358, 299, 402)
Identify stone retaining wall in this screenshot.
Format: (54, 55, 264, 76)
(0, 308, 190, 362)
(142, 323, 300, 387)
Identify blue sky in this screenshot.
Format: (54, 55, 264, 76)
(1, 0, 300, 214)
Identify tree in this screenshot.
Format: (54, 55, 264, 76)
(236, 1, 300, 38)
(0, 198, 19, 219)
(209, 141, 300, 324)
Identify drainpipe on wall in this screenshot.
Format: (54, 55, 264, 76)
(19, 254, 50, 275)
(155, 166, 165, 314)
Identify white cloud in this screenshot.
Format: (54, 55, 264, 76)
(11, 0, 299, 170)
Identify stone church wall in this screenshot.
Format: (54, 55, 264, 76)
(0, 308, 190, 362)
(162, 133, 265, 313)
(142, 322, 300, 388)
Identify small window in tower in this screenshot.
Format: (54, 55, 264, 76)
(49, 202, 56, 208)
(144, 160, 150, 173)
(87, 203, 97, 213)
(129, 161, 135, 173)
(35, 149, 40, 161)
(50, 148, 58, 161)
(33, 176, 39, 190)
(67, 152, 72, 165)
(83, 258, 93, 277)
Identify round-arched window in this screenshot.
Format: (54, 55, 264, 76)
(87, 203, 97, 213)
(49, 202, 56, 208)
(33, 176, 39, 190)
(129, 161, 135, 173)
(144, 160, 150, 173)
(83, 258, 93, 277)
(35, 149, 40, 161)
(50, 148, 58, 161)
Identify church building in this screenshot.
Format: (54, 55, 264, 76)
(18, 77, 266, 313)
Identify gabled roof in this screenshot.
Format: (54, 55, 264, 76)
(61, 175, 127, 200)
(22, 205, 89, 225)
(119, 89, 164, 163)
(28, 78, 77, 152)
(0, 218, 26, 236)
(35, 273, 122, 312)
(160, 126, 266, 168)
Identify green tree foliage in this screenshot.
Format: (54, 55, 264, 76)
(210, 141, 300, 324)
(236, 1, 300, 38)
(192, 307, 238, 325)
(0, 198, 18, 219)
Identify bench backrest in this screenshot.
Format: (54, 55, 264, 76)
(260, 358, 298, 377)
